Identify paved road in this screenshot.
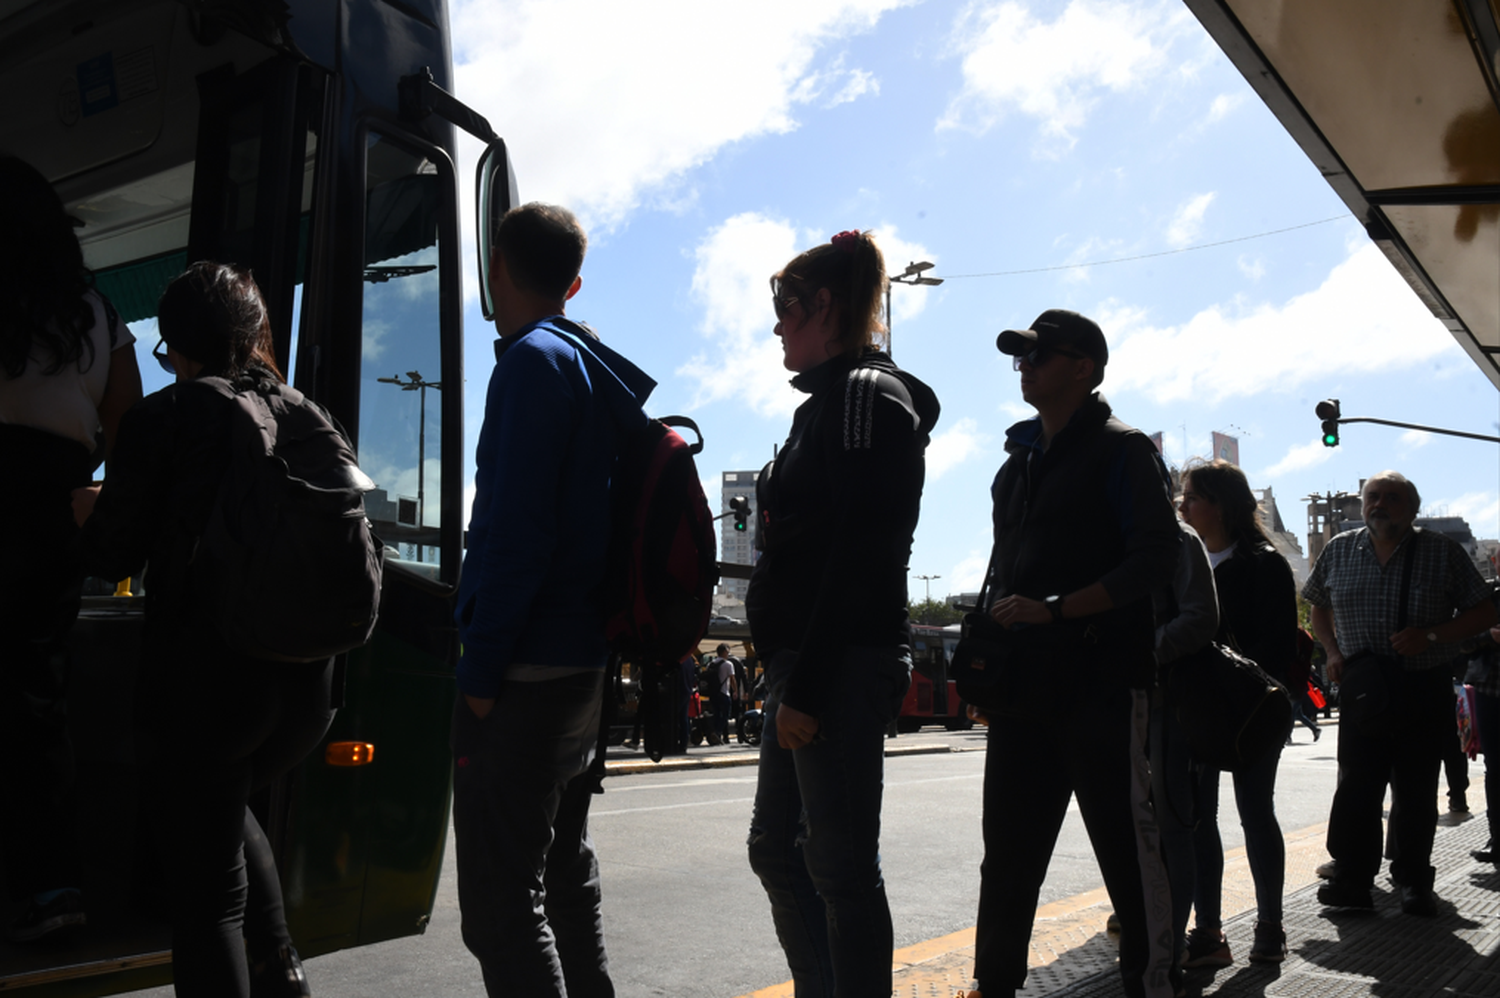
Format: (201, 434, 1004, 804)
(131, 721, 1349, 997)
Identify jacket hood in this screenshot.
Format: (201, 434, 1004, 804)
(792, 349, 941, 436)
(505, 317, 657, 426)
(1003, 392, 1112, 456)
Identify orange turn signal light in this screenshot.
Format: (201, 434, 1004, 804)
(325, 741, 375, 767)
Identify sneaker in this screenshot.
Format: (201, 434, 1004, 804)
(1248, 921, 1287, 963)
(1450, 797, 1470, 814)
(1317, 880, 1374, 909)
(1399, 885, 1437, 917)
(8, 888, 86, 942)
(1472, 843, 1496, 864)
(1182, 929, 1232, 968)
(1311, 725, 1321, 742)
(1315, 859, 1339, 879)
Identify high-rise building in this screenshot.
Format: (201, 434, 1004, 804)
(720, 469, 759, 600)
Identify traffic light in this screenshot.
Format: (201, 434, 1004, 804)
(730, 496, 750, 531)
(1316, 399, 1341, 447)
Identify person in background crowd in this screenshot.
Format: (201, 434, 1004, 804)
(1465, 618, 1500, 864)
(708, 644, 737, 744)
(968, 308, 1179, 998)
(746, 229, 938, 998)
(1177, 459, 1298, 964)
(0, 155, 142, 943)
(74, 262, 325, 997)
(1306, 471, 1495, 917)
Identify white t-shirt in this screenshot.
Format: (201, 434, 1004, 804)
(0, 290, 134, 451)
(1207, 546, 1235, 570)
(713, 658, 735, 696)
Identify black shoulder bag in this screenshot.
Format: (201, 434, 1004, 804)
(950, 559, 1014, 713)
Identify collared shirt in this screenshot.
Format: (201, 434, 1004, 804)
(1302, 526, 1491, 671)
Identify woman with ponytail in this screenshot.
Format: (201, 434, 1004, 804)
(745, 230, 941, 997)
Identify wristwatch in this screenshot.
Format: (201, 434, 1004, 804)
(1046, 594, 1065, 623)
(1427, 631, 1439, 643)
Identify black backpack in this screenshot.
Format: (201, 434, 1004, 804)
(191, 377, 384, 662)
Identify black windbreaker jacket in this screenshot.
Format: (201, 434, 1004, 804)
(989, 393, 1179, 687)
(746, 349, 940, 715)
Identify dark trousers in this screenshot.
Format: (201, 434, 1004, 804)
(1149, 695, 1196, 962)
(747, 649, 910, 998)
(148, 648, 335, 998)
(975, 685, 1176, 998)
(1472, 691, 1500, 849)
(451, 669, 612, 998)
(1327, 665, 1451, 891)
(1192, 738, 1287, 927)
(0, 427, 89, 899)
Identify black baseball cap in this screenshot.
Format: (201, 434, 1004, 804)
(996, 309, 1108, 369)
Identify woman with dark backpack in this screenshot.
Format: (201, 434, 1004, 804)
(1177, 458, 1298, 966)
(73, 263, 329, 997)
(744, 230, 940, 997)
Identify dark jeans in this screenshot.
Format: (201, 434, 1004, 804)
(0, 426, 90, 899)
(1327, 665, 1451, 891)
(975, 683, 1176, 998)
(746, 648, 910, 998)
(1149, 694, 1196, 960)
(1472, 691, 1499, 849)
(711, 690, 732, 743)
(451, 668, 612, 998)
(147, 646, 335, 998)
(1192, 733, 1287, 928)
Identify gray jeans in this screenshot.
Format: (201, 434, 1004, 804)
(450, 668, 613, 998)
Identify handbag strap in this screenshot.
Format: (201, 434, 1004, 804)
(1397, 528, 1420, 631)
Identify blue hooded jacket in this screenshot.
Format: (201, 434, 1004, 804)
(455, 317, 655, 696)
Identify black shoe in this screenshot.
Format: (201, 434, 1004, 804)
(249, 944, 312, 998)
(7, 889, 86, 942)
(1400, 885, 1437, 917)
(1472, 845, 1496, 864)
(1450, 797, 1469, 814)
(1317, 881, 1374, 909)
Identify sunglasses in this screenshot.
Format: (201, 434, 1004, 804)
(152, 339, 175, 375)
(771, 294, 799, 320)
(1012, 346, 1085, 371)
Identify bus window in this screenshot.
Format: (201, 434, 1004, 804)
(359, 131, 447, 578)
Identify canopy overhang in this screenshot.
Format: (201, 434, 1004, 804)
(1185, 0, 1500, 387)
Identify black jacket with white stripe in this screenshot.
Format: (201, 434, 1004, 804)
(746, 349, 940, 716)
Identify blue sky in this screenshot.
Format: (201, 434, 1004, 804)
(119, 0, 1497, 598)
(442, 0, 1500, 598)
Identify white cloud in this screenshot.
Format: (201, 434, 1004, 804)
(1205, 92, 1244, 124)
(678, 213, 805, 417)
(677, 215, 937, 416)
(1103, 240, 1458, 405)
(1434, 492, 1500, 536)
(1398, 428, 1432, 453)
(1259, 439, 1335, 479)
(949, 545, 993, 593)
(1237, 254, 1265, 281)
(1166, 192, 1215, 247)
(998, 399, 1032, 420)
(451, 0, 901, 233)
(927, 417, 988, 479)
(940, 0, 1193, 150)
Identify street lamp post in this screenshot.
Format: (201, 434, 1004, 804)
(377, 370, 443, 559)
(886, 261, 943, 357)
(915, 573, 941, 603)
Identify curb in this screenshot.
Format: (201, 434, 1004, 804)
(603, 742, 952, 776)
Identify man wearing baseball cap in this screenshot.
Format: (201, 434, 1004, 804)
(965, 309, 1181, 998)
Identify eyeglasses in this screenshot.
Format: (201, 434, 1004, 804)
(1012, 346, 1085, 371)
(152, 339, 175, 375)
(772, 294, 799, 320)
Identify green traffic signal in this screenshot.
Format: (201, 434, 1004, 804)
(730, 496, 750, 531)
(1315, 399, 1341, 448)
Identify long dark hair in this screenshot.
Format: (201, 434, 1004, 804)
(1183, 458, 1272, 550)
(771, 230, 888, 355)
(157, 262, 284, 383)
(0, 157, 97, 378)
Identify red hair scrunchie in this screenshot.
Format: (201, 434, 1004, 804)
(830, 230, 862, 251)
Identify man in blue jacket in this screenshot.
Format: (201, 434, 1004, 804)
(452, 202, 653, 998)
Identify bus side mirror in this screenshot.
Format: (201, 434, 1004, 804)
(476, 138, 519, 322)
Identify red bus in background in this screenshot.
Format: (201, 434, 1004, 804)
(896, 623, 972, 732)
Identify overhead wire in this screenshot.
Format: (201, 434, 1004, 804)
(939, 214, 1352, 279)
